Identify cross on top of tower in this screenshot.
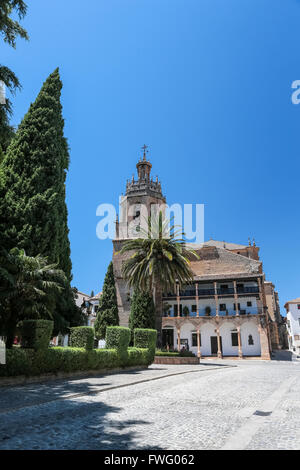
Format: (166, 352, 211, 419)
(141, 144, 149, 161)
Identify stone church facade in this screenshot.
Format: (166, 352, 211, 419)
(112, 150, 284, 359)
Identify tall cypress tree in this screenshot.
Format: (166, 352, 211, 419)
(129, 290, 155, 341)
(0, 68, 81, 332)
(95, 262, 119, 340)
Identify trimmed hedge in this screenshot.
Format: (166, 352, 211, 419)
(134, 328, 157, 362)
(0, 325, 158, 378)
(0, 348, 121, 377)
(127, 347, 152, 367)
(155, 350, 196, 357)
(106, 326, 130, 366)
(70, 327, 94, 350)
(0, 347, 155, 377)
(155, 350, 180, 357)
(19, 320, 54, 351)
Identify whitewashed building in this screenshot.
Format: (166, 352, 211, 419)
(160, 241, 271, 359)
(77, 291, 102, 328)
(52, 290, 102, 347)
(112, 151, 284, 360)
(285, 298, 300, 356)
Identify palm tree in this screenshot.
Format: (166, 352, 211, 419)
(119, 212, 199, 345)
(0, 248, 67, 348)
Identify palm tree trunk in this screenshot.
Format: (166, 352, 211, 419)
(153, 279, 163, 348)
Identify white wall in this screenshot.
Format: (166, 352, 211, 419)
(219, 322, 239, 356)
(286, 303, 300, 353)
(200, 323, 216, 356)
(240, 321, 261, 356)
(163, 320, 261, 357)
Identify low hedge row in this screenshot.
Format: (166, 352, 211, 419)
(0, 347, 128, 377)
(0, 325, 155, 378)
(155, 350, 196, 357)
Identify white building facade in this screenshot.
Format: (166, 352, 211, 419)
(285, 298, 300, 355)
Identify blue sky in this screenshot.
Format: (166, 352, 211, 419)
(3, 0, 300, 313)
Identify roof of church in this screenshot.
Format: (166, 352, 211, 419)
(189, 245, 262, 280)
(186, 239, 249, 250)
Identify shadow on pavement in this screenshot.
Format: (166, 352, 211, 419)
(0, 367, 153, 414)
(0, 395, 159, 450)
(271, 350, 294, 361)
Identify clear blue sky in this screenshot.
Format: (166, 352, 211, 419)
(3, 0, 300, 313)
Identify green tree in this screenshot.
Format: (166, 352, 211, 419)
(0, 248, 66, 348)
(0, 69, 80, 333)
(0, 69, 71, 274)
(94, 262, 119, 340)
(0, 1, 28, 46)
(120, 212, 198, 344)
(129, 289, 155, 342)
(0, 1, 29, 150)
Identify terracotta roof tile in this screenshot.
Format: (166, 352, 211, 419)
(189, 245, 261, 279)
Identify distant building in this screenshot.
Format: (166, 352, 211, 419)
(52, 290, 102, 347)
(113, 149, 285, 360)
(285, 298, 300, 355)
(264, 282, 288, 349)
(75, 291, 102, 328)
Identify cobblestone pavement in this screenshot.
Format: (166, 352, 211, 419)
(0, 358, 299, 450)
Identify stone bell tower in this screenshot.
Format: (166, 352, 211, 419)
(113, 146, 166, 326)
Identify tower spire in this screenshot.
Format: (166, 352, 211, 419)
(136, 145, 152, 181)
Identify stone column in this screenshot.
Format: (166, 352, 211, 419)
(258, 322, 271, 360)
(177, 328, 181, 352)
(195, 283, 199, 318)
(237, 326, 243, 359)
(216, 327, 222, 359)
(214, 281, 219, 317)
(233, 280, 239, 316)
(197, 328, 201, 359)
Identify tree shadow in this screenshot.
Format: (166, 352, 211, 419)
(271, 350, 294, 361)
(0, 398, 160, 450)
(0, 367, 156, 413)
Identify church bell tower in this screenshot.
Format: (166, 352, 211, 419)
(113, 146, 166, 326)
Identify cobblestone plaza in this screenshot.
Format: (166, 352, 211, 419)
(0, 354, 299, 450)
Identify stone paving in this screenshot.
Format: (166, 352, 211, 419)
(0, 357, 299, 450)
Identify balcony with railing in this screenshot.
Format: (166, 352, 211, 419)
(163, 284, 260, 299)
(237, 286, 259, 294)
(179, 289, 197, 297)
(198, 288, 215, 296)
(163, 306, 264, 318)
(217, 288, 234, 295)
